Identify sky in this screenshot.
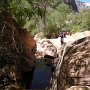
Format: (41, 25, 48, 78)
(80, 0, 90, 2)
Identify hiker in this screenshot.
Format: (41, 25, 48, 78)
(59, 31, 67, 45)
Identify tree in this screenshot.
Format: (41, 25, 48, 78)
(46, 3, 70, 35)
(0, 0, 35, 27)
(24, 0, 65, 36)
(66, 8, 90, 33)
(81, 8, 90, 31)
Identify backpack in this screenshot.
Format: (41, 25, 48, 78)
(59, 32, 64, 38)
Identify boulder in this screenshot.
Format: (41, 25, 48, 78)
(83, 31, 90, 37)
(36, 38, 61, 54)
(57, 36, 90, 90)
(66, 86, 90, 90)
(64, 31, 90, 44)
(0, 11, 36, 88)
(36, 39, 58, 58)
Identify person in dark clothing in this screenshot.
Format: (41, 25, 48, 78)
(59, 32, 67, 45)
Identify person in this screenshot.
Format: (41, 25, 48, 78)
(59, 31, 67, 45)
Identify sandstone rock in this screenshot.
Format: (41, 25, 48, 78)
(57, 36, 90, 90)
(66, 86, 90, 90)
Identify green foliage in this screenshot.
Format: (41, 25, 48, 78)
(0, 0, 34, 27)
(57, 3, 70, 13)
(71, 25, 81, 33)
(81, 9, 90, 31)
(46, 3, 70, 33)
(25, 16, 39, 35)
(65, 8, 90, 33)
(0, 0, 70, 35)
(0, 0, 90, 35)
(86, 16, 90, 30)
(9, 0, 35, 27)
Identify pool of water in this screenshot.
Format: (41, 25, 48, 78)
(31, 60, 52, 89)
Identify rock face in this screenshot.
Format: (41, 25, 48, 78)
(57, 36, 90, 90)
(66, 86, 90, 90)
(0, 11, 36, 89)
(64, 31, 90, 44)
(64, 0, 78, 12)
